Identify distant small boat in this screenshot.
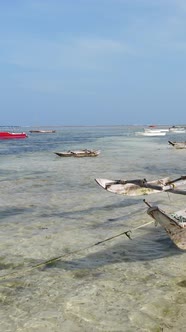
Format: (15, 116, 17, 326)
(0, 132, 28, 139)
(144, 200, 186, 250)
(29, 130, 56, 133)
(135, 131, 166, 137)
(54, 149, 101, 157)
(147, 125, 169, 132)
(169, 126, 186, 133)
(168, 141, 186, 149)
(145, 128, 169, 133)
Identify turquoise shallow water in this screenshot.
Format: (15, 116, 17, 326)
(0, 126, 186, 331)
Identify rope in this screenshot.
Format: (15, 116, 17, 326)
(0, 220, 154, 282)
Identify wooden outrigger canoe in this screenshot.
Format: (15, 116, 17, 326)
(168, 141, 186, 149)
(55, 149, 100, 157)
(95, 176, 186, 196)
(144, 200, 186, 250)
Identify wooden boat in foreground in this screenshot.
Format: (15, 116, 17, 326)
(168, 141, 186, 149)
(95, 176, 186, 196)
(0, 132, 28, 139)
(55, 149, 101, 157)
(144, 200, 186, 250)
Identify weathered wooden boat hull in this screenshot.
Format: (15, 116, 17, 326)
(55, 150, 100, 157)
(146, 205, 186, 250)
(95, 177, 186, 196)
(29, 130, 56, 133)
(168, 141, 186, 149)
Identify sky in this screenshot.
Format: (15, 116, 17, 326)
(1, 0, 186, 126)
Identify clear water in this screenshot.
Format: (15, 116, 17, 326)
(0, 126, 186, 332)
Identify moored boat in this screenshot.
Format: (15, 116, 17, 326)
(169, 126, 186, 133)
(29, 130, 56, 133)
(55, 149, 101, 157)
(147, 125, 169, 132)
(145, 128, 169, 133)
(135, 130, 166, 137)
(95, 175, 186, 196)
(0, 132, 28, 139)
(144, 200, 186, 250)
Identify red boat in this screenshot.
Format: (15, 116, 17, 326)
(0, 132, 28, 139)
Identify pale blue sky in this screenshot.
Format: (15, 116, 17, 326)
(1, 0, 186, 126)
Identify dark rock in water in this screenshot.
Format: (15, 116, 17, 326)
(177, 280, 186, 288)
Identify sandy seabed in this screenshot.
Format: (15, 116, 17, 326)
(0, 126, 186, 331)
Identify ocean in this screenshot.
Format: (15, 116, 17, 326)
(0, 126, 186, 332)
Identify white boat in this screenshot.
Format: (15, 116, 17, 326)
(169, 126, 186, 133)
(135, 131, 166, 137)
(145, 128, 169, 133)
(144, 200, 186, 250)
(169, 129, 186, 134)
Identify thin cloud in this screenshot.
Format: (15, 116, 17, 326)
(0, 36, 133, 71)
(77, 38, 132, 54)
